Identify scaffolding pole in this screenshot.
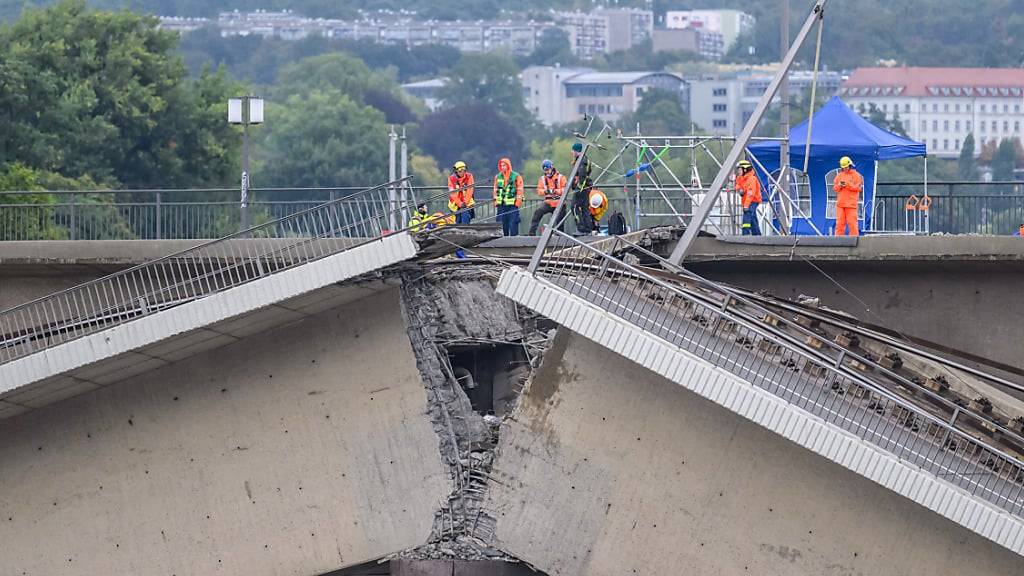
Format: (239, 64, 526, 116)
(670, 0, 828, 265)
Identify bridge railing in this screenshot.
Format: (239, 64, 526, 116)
(533, 229, 1024, 516)
(0, 177, 423, 365)
(873, 181, 1024, 235)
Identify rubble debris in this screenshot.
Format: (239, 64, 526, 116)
(398, 265, 553, 563)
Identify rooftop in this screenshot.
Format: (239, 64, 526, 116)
(842, 67, 1024, 97)
(562, 71, 683, 85)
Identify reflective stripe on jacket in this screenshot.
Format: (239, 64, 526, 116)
(736, 171, 762, 209)
(537, 172, 567, 207)
(448, 172, 476, 208)
(833, 168, 864, 209)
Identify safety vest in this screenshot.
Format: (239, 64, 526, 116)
(448, 172, 476, 208)
(539, 173, 565, 207)
(409, 209, 429, 232)
(495, 171, 520, 206)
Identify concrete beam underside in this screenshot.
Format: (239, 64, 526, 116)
(493, 268, 1023, 572)
(0, 288, 450, 576)
(487, 331, 1024, 575)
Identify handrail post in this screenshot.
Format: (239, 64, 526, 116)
(69, 192, 77, 241)
(155, 191, 162, 240)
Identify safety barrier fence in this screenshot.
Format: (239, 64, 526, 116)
(532, 229, 1024, 517)
(873, 181, 1024, 235)
(0, 177, 425, 364)
(0, 187, 687, 240)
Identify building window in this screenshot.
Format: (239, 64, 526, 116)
(967, 121, 972, 131)
(955, 120, 960, 131)
(933, 120, 938, 131)
(955, 139, 960, 150)
(932, 103, 938, 112)
(712, 88, 727, 97)
(1016, 121, 1021, 133)
(712, 103, 727, 112)
(1004, 120, 1010, 132)
(920, 119, 927, 132)
(881, 103, 888, 112)
(932, 139, 938, 149)
(944, 103, 949, 112)
(904, 103, 910, 113)
(578, 104, 586, 114)
(1016, 104, 1021, 113)
(980, 104, 986, 113)
(944, 120, 949, 131)
(1004, 104, 1010, 113)
(712, 119, 727, 128)
(992, 120, 997, 132)
(967, 104, 972, 112)
(981, 121, 986, 133)
(943, 139, 949, 150)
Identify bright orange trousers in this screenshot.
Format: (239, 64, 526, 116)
(835, 206, 859, 236)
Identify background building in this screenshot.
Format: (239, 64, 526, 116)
(554, 8, 653, 59)
(521, 66, 684, 125)
(664, 9, 755, 57)
(841, 67, 1024, 158)
(689, 70, 843, 135)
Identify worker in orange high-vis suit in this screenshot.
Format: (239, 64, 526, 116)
(447, 161, 476, 225)
(735, 160, 762, 236)
(833, 156, 864, 236)
(529, 159, 568, 235)
(493, 157, 524, 236)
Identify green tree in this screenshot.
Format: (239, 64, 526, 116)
(437, 52, 532, 126)
(0, 0, 241, 188)
(415, 104, 525, 180)
(619, 88, 691, 136)
(992, 139, 1018, 182)
(257, 90, 389, 188)
(521, 28, 577, 68)
(957, 133, 977, 181)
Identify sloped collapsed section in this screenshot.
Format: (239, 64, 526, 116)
(493, 267, 1024, 564)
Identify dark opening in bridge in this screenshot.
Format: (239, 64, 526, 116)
(449, 344, 530, 418)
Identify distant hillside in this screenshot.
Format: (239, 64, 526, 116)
(3, 0, 1023, 69)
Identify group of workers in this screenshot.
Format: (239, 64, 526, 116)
(735, 154, 864, 236)
(410, 142, 609, 238)
(415, 143, 865, 239)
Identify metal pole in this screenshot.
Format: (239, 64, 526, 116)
(778, 0, 792, 235)
(670, 0, 828, 265)
(240, 99, 251, 234)
(388, 126, 397, 231)
(400, 127, 409, 228)
(155, 191, 162, 240)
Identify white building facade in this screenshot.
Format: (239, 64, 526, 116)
(664, 9, 755, 56)
(521, 66, 684, 126)
(841, 67, 1024, 158)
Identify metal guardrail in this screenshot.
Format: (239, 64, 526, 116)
(874, 181, 1024, 235)
(0, 177, 421, 364)
(532, 229, 1024, 516)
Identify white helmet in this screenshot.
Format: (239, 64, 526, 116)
(589, 194, 603, 209)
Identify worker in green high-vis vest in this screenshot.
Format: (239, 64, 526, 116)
(492, 157, 524, 236)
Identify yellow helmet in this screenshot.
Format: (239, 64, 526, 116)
(737, 160, 752, 170)
(839, 156, 854, 168)
(454, 161, 467, 171)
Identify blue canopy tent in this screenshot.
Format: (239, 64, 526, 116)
(747, 96, 927, 235)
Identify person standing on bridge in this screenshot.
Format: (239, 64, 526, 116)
(833, 156, 864, 236)
(736, 160, 762, 236)
(529, 159, 568, 235)
(448, 161, 476, 225)
(493, 157, 524, 236)
(570, 142, 596, 235)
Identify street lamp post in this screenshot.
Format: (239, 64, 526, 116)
(228, 95, 264, 233)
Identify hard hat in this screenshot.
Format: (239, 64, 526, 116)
(839, 156, 854, 168)
(572, 142, 583, 153)
(589, 193, 604, 209)
(454, 161, 467, 171)
(737, 160, 753, 169)
(542, 159, 554, 170)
